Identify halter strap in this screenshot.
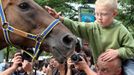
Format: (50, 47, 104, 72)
(33, 19, 60, 60)
(0, 0, 60, 61)
(0, 1, 12, 45)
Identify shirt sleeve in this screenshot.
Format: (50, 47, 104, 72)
(118, 26, 134, 60)
(63, 18, 93, 41)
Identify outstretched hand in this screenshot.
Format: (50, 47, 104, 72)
(44, 6, 61, 19)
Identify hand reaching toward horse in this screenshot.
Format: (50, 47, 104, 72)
(44, 6, 61, 19)
(44, 6, 64, 22)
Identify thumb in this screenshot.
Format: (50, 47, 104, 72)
(57, 12, 61, 15)
(44, 6, 52, 10)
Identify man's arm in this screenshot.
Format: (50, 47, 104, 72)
(83, 65, 97, 75)
(0, 53, 22, 75)
(0, 54, 22, 75)
(0, 66, 17, 75)
(118, 26, 134, 59)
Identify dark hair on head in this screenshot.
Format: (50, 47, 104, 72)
(82, 46, 92, 57)
(82, 45, 94, 65)
(75, 38, 83, 53)
(22, 48, 34, 62)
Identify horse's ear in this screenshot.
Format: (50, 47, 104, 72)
(2, 0, 10, 9)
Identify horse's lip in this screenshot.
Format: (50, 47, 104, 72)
(66, 48, 75, 58)
(53, 47, 67, 63)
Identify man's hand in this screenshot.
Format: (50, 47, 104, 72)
(22, 60, 32, 72)
(12, 53, 23, 69)
(67, 58, 74, 68)
(75, 56, 89, 71)
(99, 49, 119, 62)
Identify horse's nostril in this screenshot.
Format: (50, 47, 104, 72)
(62, 34, 75, 46)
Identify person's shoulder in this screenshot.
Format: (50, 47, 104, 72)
(113, 20, 131, 34)
(112, 19, 127, 30)
(113, 19, 124, 26)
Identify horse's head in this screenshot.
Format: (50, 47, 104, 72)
(0, 0, 77, 63)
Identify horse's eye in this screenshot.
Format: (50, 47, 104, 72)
(18, 2, 30, 10)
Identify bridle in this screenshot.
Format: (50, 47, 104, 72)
(0, 0, 60, 61)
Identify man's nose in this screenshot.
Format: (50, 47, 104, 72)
(97, 70, 102, 75)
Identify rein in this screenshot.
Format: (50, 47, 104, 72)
(0, 0, 60, 61)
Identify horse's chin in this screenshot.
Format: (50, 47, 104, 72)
(41, 40, 75, 63)
(50, 47, 66, 64)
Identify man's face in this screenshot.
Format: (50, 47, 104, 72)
(96, 61, 120, 75)
(22, 60, 32, 72)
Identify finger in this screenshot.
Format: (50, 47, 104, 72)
(99, 52, 109, 59)
(79, 56, 85, 61)
(57, 12, 61, 15)
(13, 56, 21, 60)
(13, 58, 22, 65)
(104, 56, 115, 62)
(45, 6, 52, 10)
(106, 57, 114, 62)
(45, 6, 56, 13)
(14, 53, 21, 57)
(100, 53, 111, 61)
(102, 54, 115, 62)
(101, 55, 111, 61)
(17, 59, 22, 63)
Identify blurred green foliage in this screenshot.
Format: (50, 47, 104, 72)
(35, 0, 134, 37)
(34, 0, 93, 20)
(116, 0, 134, 37)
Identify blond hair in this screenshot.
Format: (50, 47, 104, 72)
(95, 0, 118, 10)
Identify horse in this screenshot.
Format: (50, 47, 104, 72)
(0, 0, 77, 63)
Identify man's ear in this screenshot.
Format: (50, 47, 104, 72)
(116, 67, 122, 75)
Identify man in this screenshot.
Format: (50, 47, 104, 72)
(67, 52, 122, 75)
(96, 53, 122, 75)
(0, 52, 23, 75)
(0, 49, 34, 75)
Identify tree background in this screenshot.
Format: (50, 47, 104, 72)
(116, 0, 134, 37)
(34, 0, 96, 20)
(35, 0, 134, 36)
